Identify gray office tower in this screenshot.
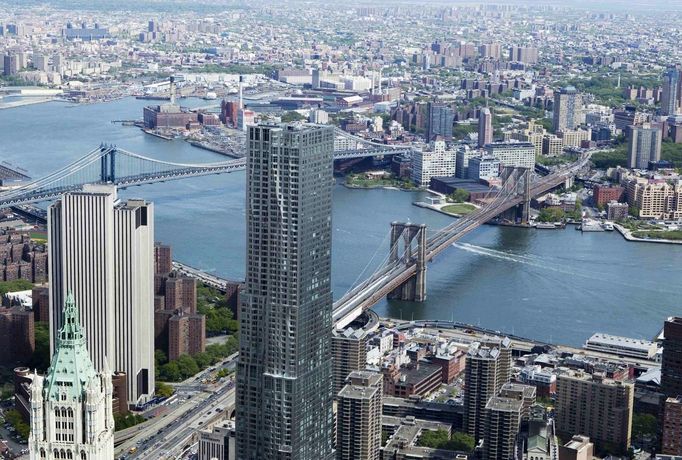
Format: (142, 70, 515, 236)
(236, 123, 335, 460)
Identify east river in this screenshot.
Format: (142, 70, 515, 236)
(1, 97, 681, 346)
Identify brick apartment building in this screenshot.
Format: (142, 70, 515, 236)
(153, 243, 205, 361)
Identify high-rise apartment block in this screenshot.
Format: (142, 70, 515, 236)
(662, 317, 682, 398)
(332, 326, 370, 396)
(625, 178, 682, 220)
(427, 103, 454, 141)
(0, 232, 48, 283)
(662, 397, 682, 455)
(411, 139, 457, 187)
(48, 185, 155, 407)
(336, 371, 383, 460)
(479, 43, 502, 59)
(479, 107, 493, 147)
(627, 123, 662, 169)
(456, 146, 476, 179)
(662, 65, 682, 116)
(553, 86, 582, 132)
(464, 337, 512, 442)
(28, 295, 115, 459)
(555, 370, 633, 454)
(152, 244, 205, 361)
(236, 123, 335, 459)
(154, 242, 172, 274)
(482, 396, 522, 460)
(508, 46, 539, 64)
(0, 306, 34, 365)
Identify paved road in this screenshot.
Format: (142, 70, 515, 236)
(116, 354, 238, 456)
(130, 383, 235, 459)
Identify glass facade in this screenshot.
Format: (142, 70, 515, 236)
(236, 123, 335, 460)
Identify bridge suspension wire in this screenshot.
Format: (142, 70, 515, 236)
(425, 168, 518, 244)
(340, 226, 409, 299)
(0, 146, 111, 202)
(345, 227, 394, 294)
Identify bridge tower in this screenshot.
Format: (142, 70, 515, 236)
(499, 167, 532, 224)
(99, 145, 117, 183)
(388, 222, 427, 302)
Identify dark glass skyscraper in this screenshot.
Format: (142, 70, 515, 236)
(236, 123, 335, 460)
(426, 102, 454, 141)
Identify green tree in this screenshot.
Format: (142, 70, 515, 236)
(176, 354, 200, 378)
(632, 413, 658, 444)
(29, 322, 51, 371)
(114, 413, 146, 431)
(160, 361, 181, 382)
(0, 279, 33, 295)
(280, 111, 307, 123)
(537, 208, 566, 222)
(448, 432, 475, 451)
(155, 349, 168, 366)
(193, 352, 213, 369)
(448, 189, 470, 203)
(4, 409, 30, 440)
(155, 382, 175, 399)
(417, 429, 450, 448)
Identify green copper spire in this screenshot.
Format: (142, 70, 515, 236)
(44, 292, 98, 402)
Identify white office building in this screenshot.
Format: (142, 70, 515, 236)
(468, 156, 501, 181)
(485, 142, 535, 169)
(48, 185, 155, 407)
(584, 333, 657, 360)
(199, 420, 236, 460)
(412, 139, 457, 187)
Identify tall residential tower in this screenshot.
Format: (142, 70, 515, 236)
(478, 107, 493, 147)
(662, 66, 681, 116)
(236, 123, 335, 459)
(553, 86, 582, 132)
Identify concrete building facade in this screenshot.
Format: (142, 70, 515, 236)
(464, 337, 512, 442)
(412, 140, 457, 187)
(336, 371, 383, 460)
(627, 124, 662, 169)
(48, 185, 155, 407)
(553, 86, 582, 132)
(555, 370, 633, 454)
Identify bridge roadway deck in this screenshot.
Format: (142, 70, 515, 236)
(332, 155, 590, 328)
(0, 145, 411, 208)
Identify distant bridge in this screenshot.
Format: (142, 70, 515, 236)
(0, 128, 411, 208)
(332, 154, 591, 328)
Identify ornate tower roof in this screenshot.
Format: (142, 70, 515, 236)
(44, 293, 98, 402)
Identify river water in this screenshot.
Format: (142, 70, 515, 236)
(1, 97, 680, 346)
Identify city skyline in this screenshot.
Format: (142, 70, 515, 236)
(0, 0, 681, 458)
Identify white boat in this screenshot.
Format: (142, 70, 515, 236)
(580, 219, 604, 232)
(602, 222, 614, 231)
(536, 222, 558, 229)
